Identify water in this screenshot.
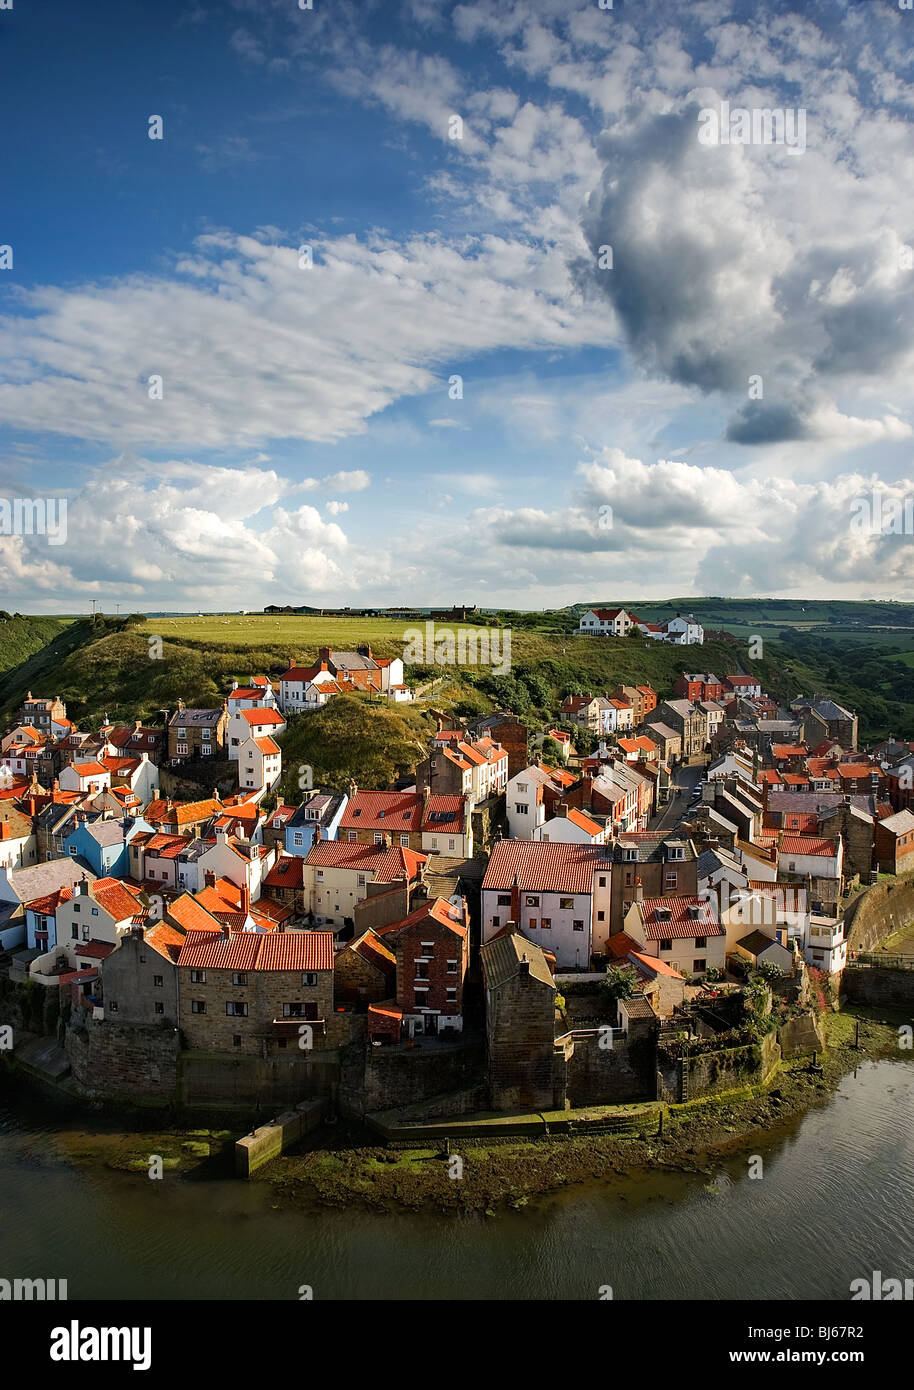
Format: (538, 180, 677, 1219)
(2, 1060, 913, 1300)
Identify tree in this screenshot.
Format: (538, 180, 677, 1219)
(599, 964, 640, 1004)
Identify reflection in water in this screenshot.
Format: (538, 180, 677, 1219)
(1, 1060, 913, 1301)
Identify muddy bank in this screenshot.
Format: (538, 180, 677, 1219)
(261, 1007, 911, 1214)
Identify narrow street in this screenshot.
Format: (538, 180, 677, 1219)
(649, 762, 703, 832)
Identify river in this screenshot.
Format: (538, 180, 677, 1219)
(2, 1058, 912, 1301)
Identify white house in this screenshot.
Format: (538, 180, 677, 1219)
(578, 607, 636, 636)
(481, 839, 613, 968)
(236, 734, 282, 792)
(226, 707, 287, 761)
(533, 806, 608, 845)
(505, 764, 572, 839)
(665, 614, 704, 645)
(59, 761, 111, 795)
(226, 677, 278, 714)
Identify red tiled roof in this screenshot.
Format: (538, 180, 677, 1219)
(263, 855, 305, 888)
(377, 896, 467, 939)
(239, 708, 285, 726)
(482, 840, 609, 895)
(779, 835, 839, 858)
(306, 840, 426, 880)
(422, 795, 465, 833)
(340, 790, 424, 833)
(167, 894, 225, 934)
(71, 762, 108, 777)
(637, 896, 724, 940)
(177, 928, 333, 972)
(145, 922, 186, 962)
(254, 736, 281, 755)
(606, 931, 684, 978)
(91, 877, 144, 921)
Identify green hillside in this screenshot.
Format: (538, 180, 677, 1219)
(0, 613, 75, 677)
(0, 607, 911, 767)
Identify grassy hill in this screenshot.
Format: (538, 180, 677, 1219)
(1, 608, 912, 776)
(0, 613, 76, 676)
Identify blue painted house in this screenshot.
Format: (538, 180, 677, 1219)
(62, 815, 153, 880)
(285, 791, 348, 857)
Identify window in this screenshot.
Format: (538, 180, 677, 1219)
(400, 834, 410, 847)
(68, 845, 77, 856)
(447, 959, 458, 974)
(665, 872, 678, 889)
(693, 959, 706, 972)
(517, 782, 527, 792)
(108, 1001, 118, 1014)
(598, 876, 607, 888)
(73, 902, 80, 913)
(660, 939, 673, 951)
(177, 728, 186, 739)
(283, 1002, 307, 1018)
(540, 917, 552, 929)
(301, 973, 317, 987)
(573, 920, 584, 931)
(347, 831, 358, 842)
(153, 975, 163, 988)
(497, 894, 511, 907)
(91, 906, 98, 916)
(559, 897, 573, 909)
(154, 1001, 164, 1015)
(515, 803, 528, 816)
(492, 915, 500, 927)
(232, 972, 248, 986)
(201, 729, 211, 741)
(316, 871, 323, 881)
(695, 936, 707, 949)
(293, 833, 303, 847)
(373, 833, 383, 844)
(176, 743, 188, 756)
(226, 1001, 248, 1017)
(190, 969, 205, 984)
(71, 925, 79, 940)
(528, 919, 538, 929)
(415, 961, 429, 979)
(233, 1035, 242, 1048)
(446, 987, 457, 1003)
(82, 926, 89, 942)
(448, 839, 456, 851)
(191, 1000, 206, 1014)
(525, 896, 540, 907)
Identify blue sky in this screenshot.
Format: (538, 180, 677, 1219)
(2, 0, 914, 612)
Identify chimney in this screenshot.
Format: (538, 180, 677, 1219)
(518, 953, 530, 977)
(204, 869, 216, 888)
(231, 680, 238, 692)
(634, 878, 644, 903)
(422, 786, 430, 807)
(0, 823, 9, 841)
(314, 824, 322, 843)
(511, 873, 520, 924)
(240, 882, 251, 916)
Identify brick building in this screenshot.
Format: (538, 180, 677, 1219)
(377, 896, 469, 1036)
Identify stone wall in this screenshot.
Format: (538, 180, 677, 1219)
(845, 872, 914, 953)
(842, 966, 914, 1009)
(560, 1029, 657, 1107)
(777, 1011, 825, 1059)
(341, 1037, 484, 1117)
(0, 975, 60, 1038)
(178, 1049, 340, 1109)
(66, 1017, 180, 1101)
(684, 1033, 779, 1098)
